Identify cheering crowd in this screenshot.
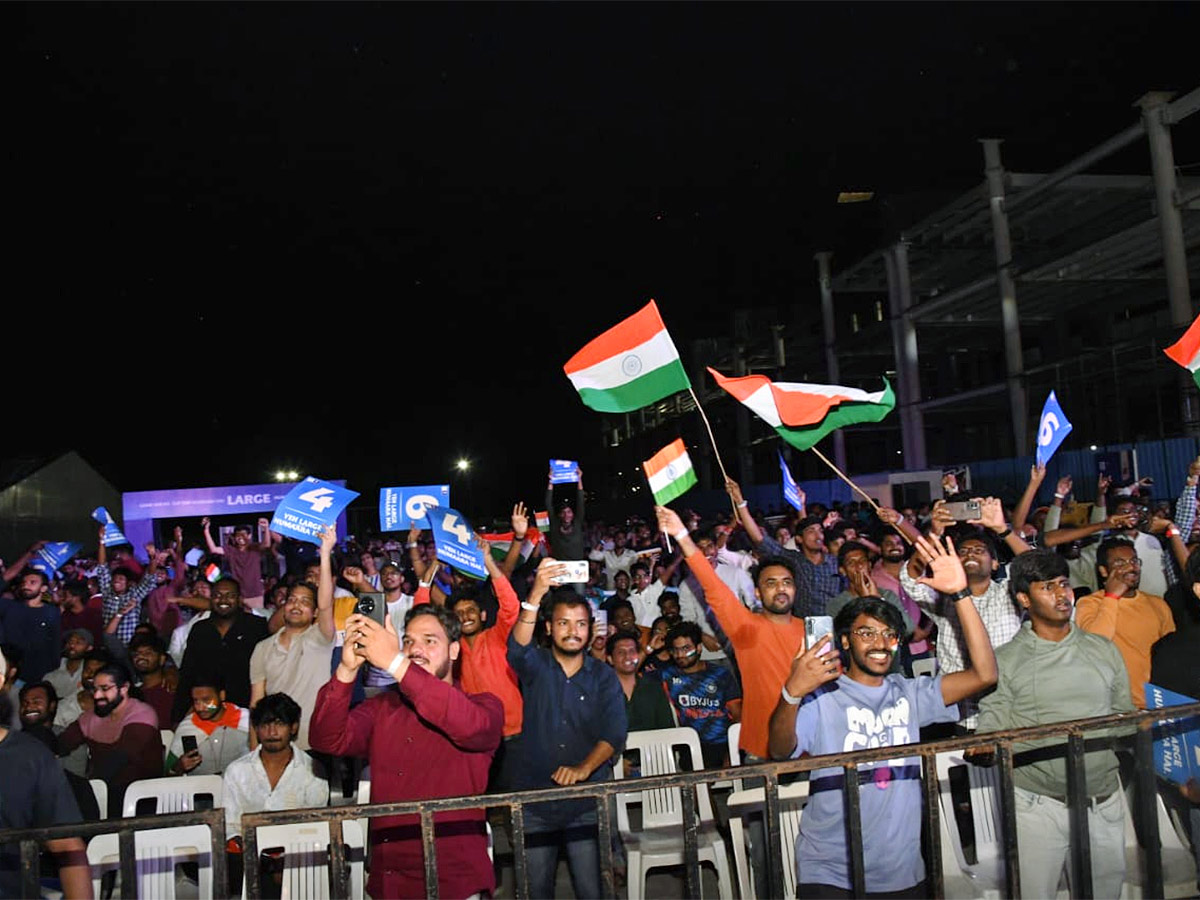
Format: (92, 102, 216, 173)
(3, 458, 1200, 898)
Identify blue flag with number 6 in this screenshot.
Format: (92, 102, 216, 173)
(92, 507, 130, 547)
(1036, 391, 1073, 467)
(428, 506, 487, 579)
(778, 452, 805, 512)
(269, 476, 360, 545)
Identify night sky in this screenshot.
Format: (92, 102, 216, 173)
(9, 3, 1200, 518)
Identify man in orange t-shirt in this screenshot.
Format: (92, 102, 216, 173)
(654, 506, 805, 761)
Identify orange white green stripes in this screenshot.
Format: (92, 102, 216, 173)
(563, 300, 691, 413)
(707, 367, 895, 451)
(642, 438, 697, 504)
(1164, 313, 1200, 390)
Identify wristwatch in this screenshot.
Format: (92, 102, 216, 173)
(948, 587, 972, 602)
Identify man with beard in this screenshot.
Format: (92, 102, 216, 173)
(223, 693, 328, 841)
(869, 520, 933, 669)
(249, 527, 334, 751)
(173, 577, 270, 723)
(768, 534, 997, 898)
(18, 681, 101, 823)
(127, 634, 175, 728)
(58, 583, 104, 649)
(900, 499, 1030, 730)
(57, 664, 162, 817)
(1075, 536, 1175, 710)
(655, 506, 805, 763)
(507, 560, 626, 900)
(0, 649, 92, 900)
(607, 630, 675, 733)
(167, 675, 250, 776)
(977, 550, 1133, 898)
(310, 604, 503, 899)
(0, 569, 61, 684)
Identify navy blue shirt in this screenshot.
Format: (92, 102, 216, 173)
(507, 635, 626, 820)
(0, 596, 61, 683)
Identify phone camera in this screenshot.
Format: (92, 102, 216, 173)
(357, 596, 375, 615)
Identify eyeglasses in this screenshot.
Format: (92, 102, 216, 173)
(1107, 557, 1142, 570)
(851, 627, 898, 644)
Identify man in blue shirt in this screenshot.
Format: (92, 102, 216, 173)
(508, 558, 627, 899)
(658, 621, 741, 768)
(767, 534, 998, 897)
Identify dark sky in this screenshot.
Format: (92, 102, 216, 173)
(9, 3, 1200, 516)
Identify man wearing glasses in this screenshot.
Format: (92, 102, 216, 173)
(766, 534, 997, 898)
(977, 549, 1134, 897)
(1075, 536, 1175, 710)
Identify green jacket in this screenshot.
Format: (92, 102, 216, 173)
(977, 621, 1134, 798)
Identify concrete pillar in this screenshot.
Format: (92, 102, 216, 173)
(815, 251, 848, 470)
(1138, 91, 1199, 433)
(981, 138, 1029, 454)
(884, 243, 927, 470)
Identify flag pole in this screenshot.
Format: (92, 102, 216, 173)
(687, 386, 741, 521)
(808, 445, 913, 546)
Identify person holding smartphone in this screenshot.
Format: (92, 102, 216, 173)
(167, 674, 250, 776)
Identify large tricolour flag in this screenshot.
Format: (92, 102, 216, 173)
(563, 300, 691, 413)
(1164, 314, 1200, 390)
(708, 367, 895, 451)
(643, 438, 698, 505)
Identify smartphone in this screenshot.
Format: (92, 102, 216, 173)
(353, 591, 387, 627)
(594, 609, 608, 634)
(943, 500, 981, 522)
(804, 616, 835, 655)
(181, 734, 198, 755)
(551, 560, 590, 585)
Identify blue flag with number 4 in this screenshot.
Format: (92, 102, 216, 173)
(428, 506, 487, 579)
(778, 452, 805, 512)
(1035, 391, 1073, 467)
(269, 476, 360, 545)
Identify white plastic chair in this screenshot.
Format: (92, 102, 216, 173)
(244, 820, 365, 899)
(911, 657, 938, 678)
(1120, 788, 1197, 898)
(727, 782, 810, 900)
(88, 779, 108, 820)
(88, 823, 215, 899)
(935, 750, 1006, 899)
(122, 774, 224, 817)
(614, 727, 734, 899)
(160, 729, 174, 754)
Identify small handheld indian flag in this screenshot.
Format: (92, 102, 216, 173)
(642, 438, 698, 505)
(203, 562, 222, 583)
(563, 300, 691, 413)
(1164, 314, 1200, 389)
(535, 510, 550, 531)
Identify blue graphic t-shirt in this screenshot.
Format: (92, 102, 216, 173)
(659, 663, 741, 747)
(791, 673, 957, 893)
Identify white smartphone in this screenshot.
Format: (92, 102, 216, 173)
(552, 560, 590, 584)
(804, 616, 835, 655)
(594, 609, 608, 633)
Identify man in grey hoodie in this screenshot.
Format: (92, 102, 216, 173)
(977, 549, 1134, 898)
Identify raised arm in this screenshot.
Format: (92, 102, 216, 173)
(724, 478, 764, 544)
(511, 559, 566, 648)
(1, 540, 44, 583)
(912, 534, 998, 704)
(768, 634, 842, 759)
(1043, 508, 1137, 548)
(500, 503, 529, 578)
(972, 497, 1032, 556)
(254, 518, 273, 553)
(876, 507, 921, 545)
(1011, 464, 1047, 537)
(314, 527, 336, 641)
(200, 517, 223, 555)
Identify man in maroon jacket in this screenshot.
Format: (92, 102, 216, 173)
(309, 602, 502, 899)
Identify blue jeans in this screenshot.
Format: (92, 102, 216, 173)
(523, 804, 600, 899)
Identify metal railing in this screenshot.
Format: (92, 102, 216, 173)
(4, 702, 1196, 899)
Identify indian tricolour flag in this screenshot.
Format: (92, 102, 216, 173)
(642, 438, 698, 505)
(708, 367, 895, 451)
(482, 530, 540, 564)
(563, 300, 691, 413)
(1164, 314, 1200, 389)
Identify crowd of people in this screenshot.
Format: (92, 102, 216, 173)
(2, 458, 1200, 898)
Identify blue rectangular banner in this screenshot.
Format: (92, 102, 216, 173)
(269, 477, 360, 545)
(778, 452, 805, 512)
(427, 506, 487, 579)
(30, 542, 83, 578)
(549, 459, 580, 485)
(91, 507, 129, 547)
(378, 484, 450, 531)
(1146, 682, 1200, 785)
(1035, 391, 1073, 468)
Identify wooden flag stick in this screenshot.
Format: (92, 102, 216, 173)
(808, 445, 913, 545)
(687, 386, 741, 521)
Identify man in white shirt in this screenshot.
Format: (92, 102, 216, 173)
(167, 674, 250, 776)
(223, 692, 328, 840)
(589, 531, 639, 589)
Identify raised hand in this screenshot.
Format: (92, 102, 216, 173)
(724, 477, 745, 505)
(511, 502, 529, 538)
(654, 505, 685, 538)
(928, 500, 954, 536)
(970, 497, 1006, 531)
(1028, 464, 1047, 486)
(914, 534, 968, 594)
(783, 635, 842, 700)
(1055, 474, 1073, 498)
(319, 524, 337, 555)
(201, 516, 211, 529)
(876, 507, 902, 526)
